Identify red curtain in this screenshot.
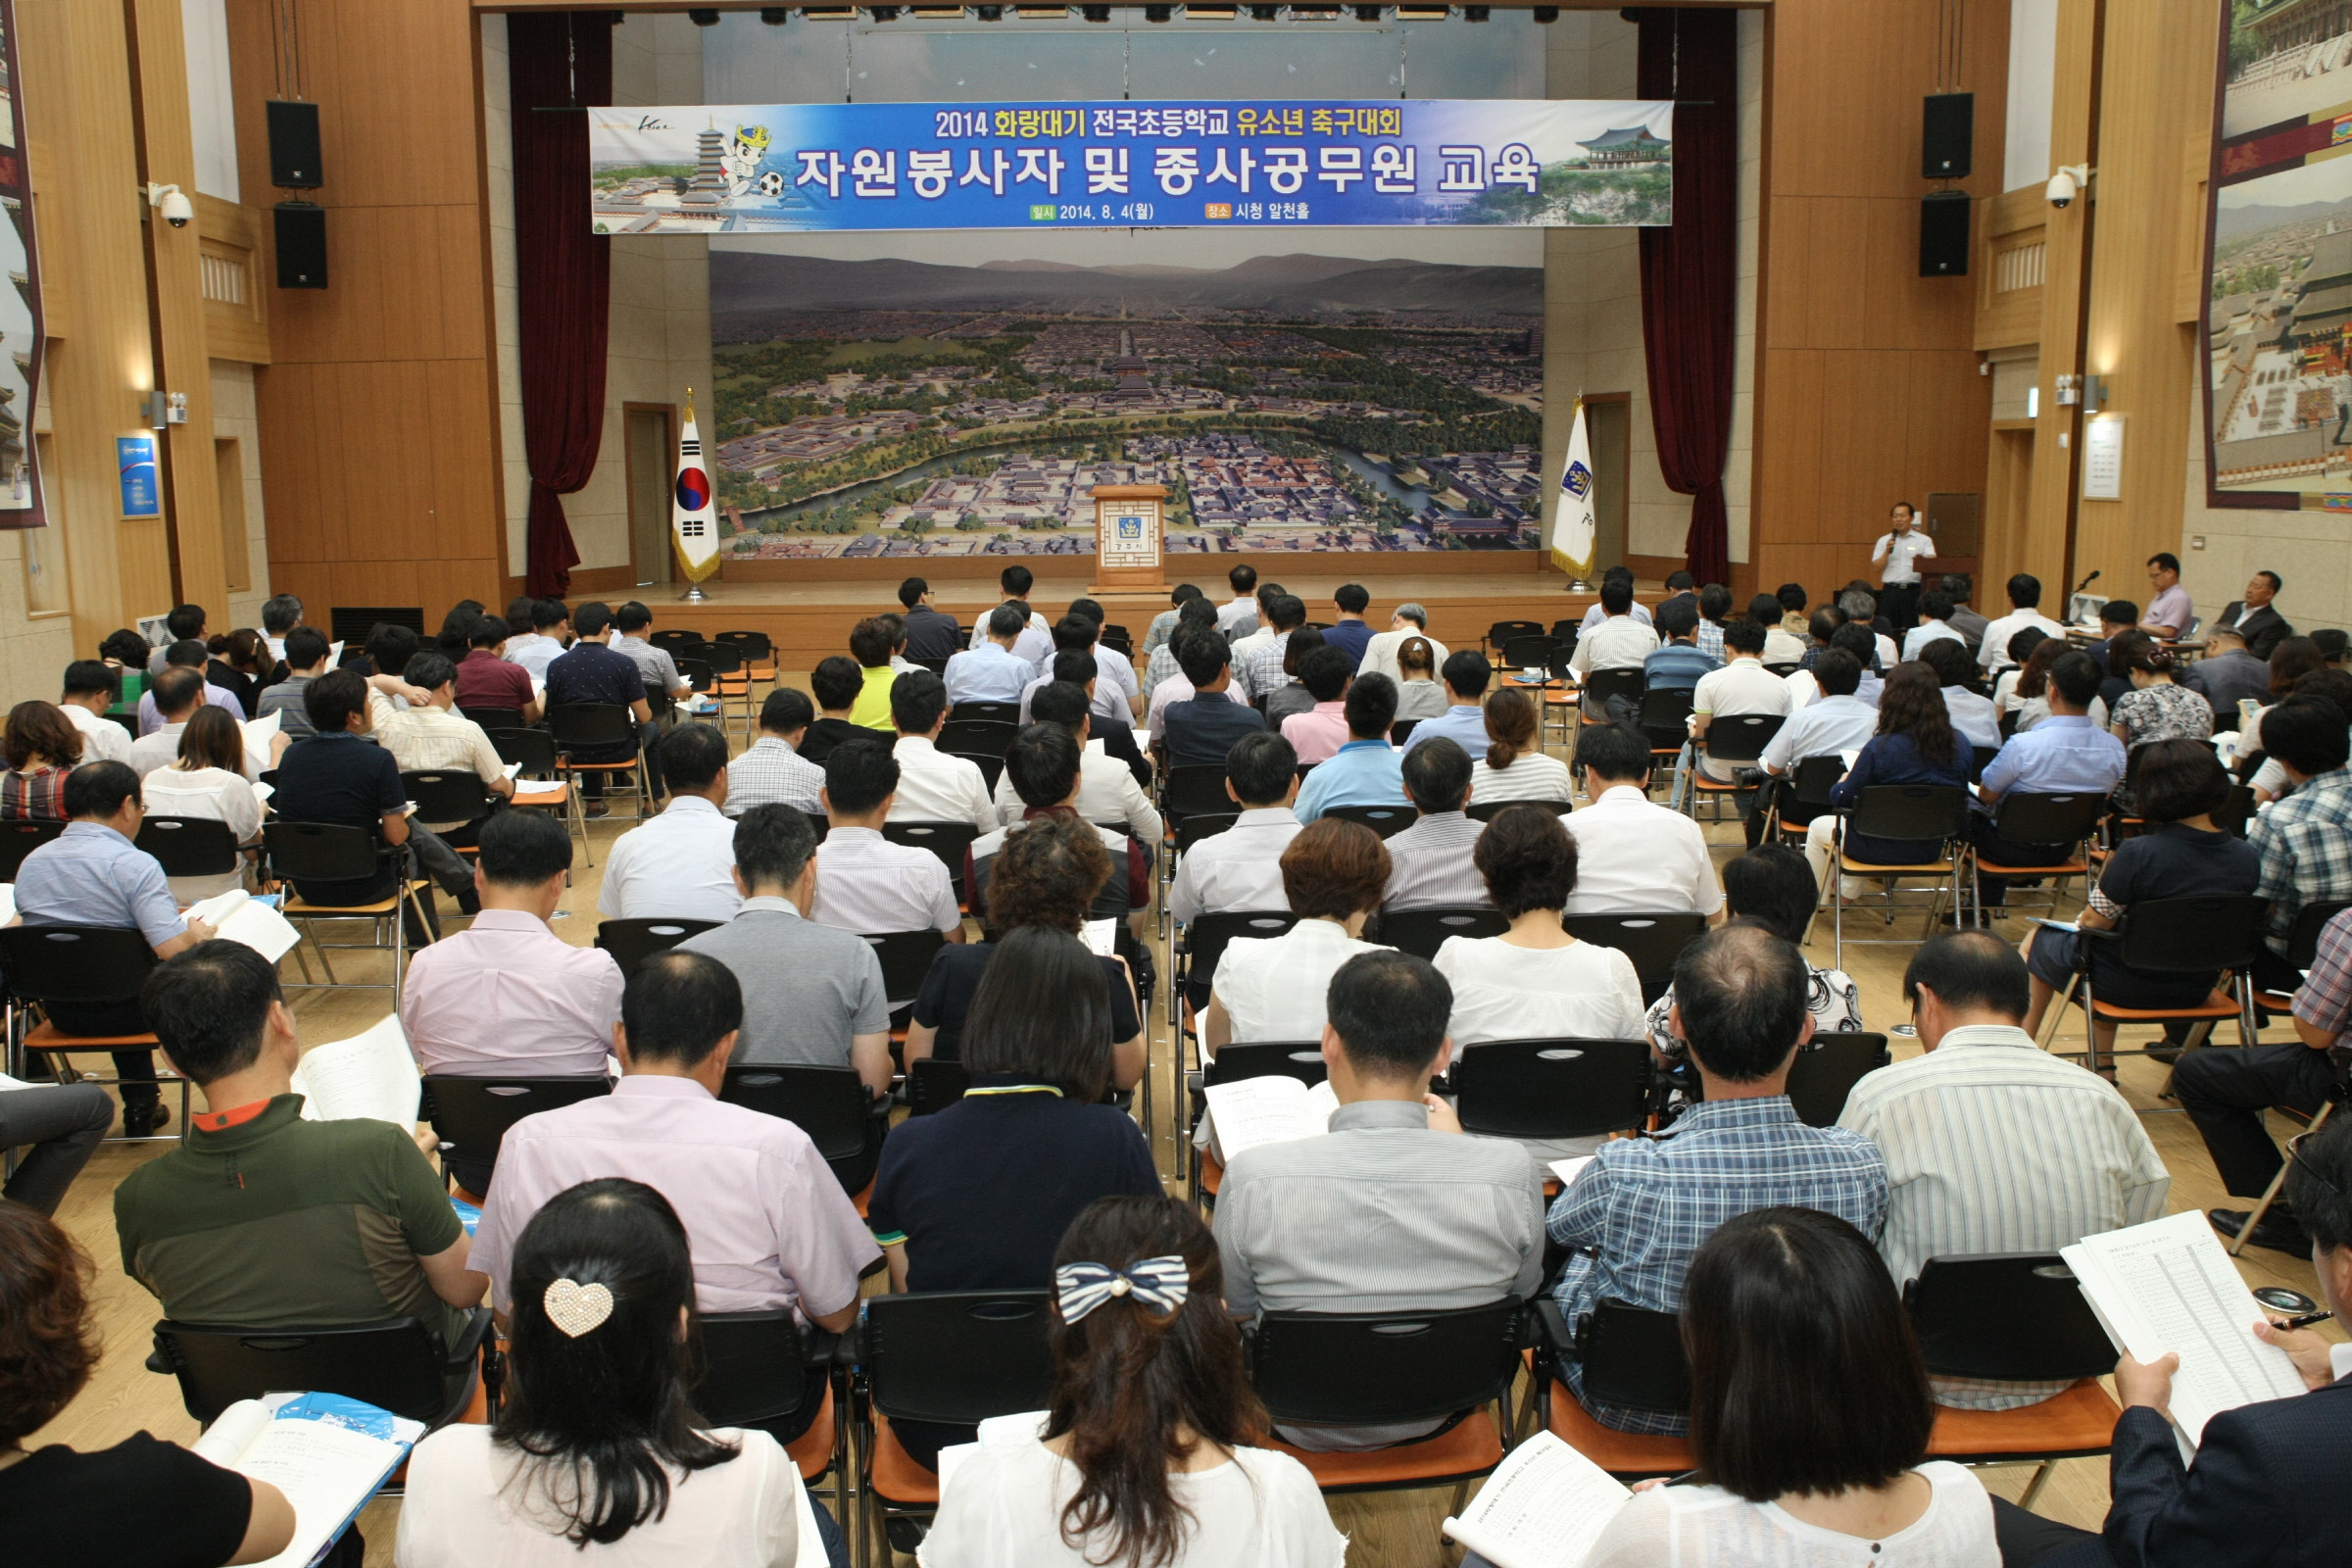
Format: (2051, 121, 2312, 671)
(1635, 7, 1738, 586)
(508, 13, 612, 598)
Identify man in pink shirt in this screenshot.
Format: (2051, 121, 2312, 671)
(1279, 645, 1355, 764)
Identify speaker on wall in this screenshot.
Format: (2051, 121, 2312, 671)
(1923, 92, 1973, 179)
(1919, 191, 1970, 278)
(267, 101, 322, 188)
(274, 203, 327, 289)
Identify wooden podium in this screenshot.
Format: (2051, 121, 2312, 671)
(1090, 484, 1167, 597)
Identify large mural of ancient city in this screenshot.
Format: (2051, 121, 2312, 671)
(709, 237, 1544, 558)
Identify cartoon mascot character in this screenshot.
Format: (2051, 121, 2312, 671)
(721, 123, 774, 199)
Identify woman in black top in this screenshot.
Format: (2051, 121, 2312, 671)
(2025, 739, 2261, 1058)
(905, 811, 1146, 1090)
(0, 1202, 297, 1568)
(203, 629, 270, 716)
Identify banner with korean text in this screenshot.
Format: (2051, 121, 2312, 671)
(590, 99, 1672, 234)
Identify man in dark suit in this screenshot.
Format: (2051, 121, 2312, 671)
(895, 576, 963, 664)
(1992, 1110, 2352, 1567)
(2215, 570, 2293, 661)
(2184, 624, 2275, 717)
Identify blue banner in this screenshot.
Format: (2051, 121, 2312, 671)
(117, 436, 158, 517)
(590, 98, 1670, 233)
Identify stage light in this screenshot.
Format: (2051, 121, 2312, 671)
(1353, 4, 1385, 18)
(1249, 4, 1280, 18)
(865, 5, 901, 19)
(1533, 4, 1557, 19)
(1462, 5, 1489, 19)
(1082, 3, 1110, 18)
(686, 8, 720, 24)
(1145, 3, 1173, 18)
(975, 3, 1004, 15)
(760, 4, 791, 18)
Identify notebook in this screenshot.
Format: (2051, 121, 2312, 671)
(288, 1015, 421, 1129)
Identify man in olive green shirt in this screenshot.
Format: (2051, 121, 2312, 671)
(114, 943, 484, 1352)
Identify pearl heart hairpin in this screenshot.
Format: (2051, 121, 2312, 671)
(544, 1277, 614, 1338)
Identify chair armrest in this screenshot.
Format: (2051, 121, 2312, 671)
(1534, 1298, 1576, 1359)
(802, 1325, 844, 1370)
(444, 1306, 496, 1372)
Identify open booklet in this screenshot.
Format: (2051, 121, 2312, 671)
(1440, 1430, 1633, 1568)
(2062, 1209, 2309, 1448)
(190, 1393, 423, 1568)
(184, 889, 301, 964)
(1200, 1076, 1340, 1164)
(288, 1015, 421, 1129)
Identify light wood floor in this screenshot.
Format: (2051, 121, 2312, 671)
(27, 698, 2340, 1568)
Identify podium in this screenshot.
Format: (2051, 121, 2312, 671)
(1090, 484, 1167, 596)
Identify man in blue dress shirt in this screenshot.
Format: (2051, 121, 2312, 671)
(1296, 674, 1408, 822)
(943, 606, 1040, 707)
(1398, 650, 1495, 760)
(1972, 651, 2125, 907)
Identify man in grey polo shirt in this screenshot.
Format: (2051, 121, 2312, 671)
(676, 804, 892, 1101)
(1214, 950, 1544, 1450)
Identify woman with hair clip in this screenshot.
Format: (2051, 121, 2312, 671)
(1473, 686, 1572, 804)
(1, 700, 82, 820)
(2005, 632, 2107, 734)
(204, 629, 270, 715)
(396, 1177, 817, 1566)
(140, 705, 267, 900)
(923, 1194, 1345, 1568)
(2108, 632, 2213, 756)
(1391, 634, 1448, 723)
(1804, 662, 1971, 904)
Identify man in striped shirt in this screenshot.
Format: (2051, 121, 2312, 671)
(1840, 931, 2167, 1409)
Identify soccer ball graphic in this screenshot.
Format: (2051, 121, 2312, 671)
(756, 171, 787, 198)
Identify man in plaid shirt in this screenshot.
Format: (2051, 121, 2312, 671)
(1548, 924, 1887, 1434)
(2244, 696, 2352, 992)
(1236, 592, 1307, 701)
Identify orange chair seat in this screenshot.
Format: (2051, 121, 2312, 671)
(1263, 1408, 1503, 1492)
(24, 1023, 163, 1050)
(559, 759, 639, 772)
(283, 881, 428, 918)
(1925, 1379, 2119, 1462)
(746, 662, 778, 681)
(786, 1381, 837, 1482)
(852, 1177, 874, 1220)
(1199, 1148, 1224, 1198)
(2088, 991, 2240, 1020)
(867, 1411, 942, 1506)
(1546, 1382, 1694, 1477)
(1974, 859, 2086, 878)
(1690, 773, 1746, 793)
(1838, 857, 1955, 875)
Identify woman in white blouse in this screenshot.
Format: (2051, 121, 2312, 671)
(1566, 1207, 1998, 1568)
(1390, 636, 1449, 724)
(922, 1195, 1344, 1568)
(1201, 816, 1391, 1055)
(139, 706, 265, 902)
(1470, 688, 1572, 805)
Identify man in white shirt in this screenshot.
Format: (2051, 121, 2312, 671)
(1749, 648, 1882, 849)
(1578, 567, 1655, 633)
(1167, 730, 1299, 927)
(503, 599, 571, 681)
(725, 688, 826, 817)
(999, 680, 1163, 845)
(1559, 722, 1725, 919)
(1068, 598, 1143, 719)
(1902, 588, 1968, 661)
(944, 606, 1042, 707)
(809, 738, 967, 943)
(1690, 620, 1792, 783)
(368, 651, 515, 836)
(1871, 500, 1933, 630)
(1216, 562, 1262, 640)
(1358, 603, 1449, 684)
(1918, 640, 2001, 753)
(1977, 573, 2067, 674)
(59, 662, 133, 766)
(965, 564, 1053, 647)
(1569, 579, 1661, 693)
(260, 594, 304, 664)
(595, 722, 742, 923)
(1840, 931, 2168, 1409)
(886, 670, 996, 834)
(127, 668, 206, 778)
(1026, 641, 1139, 731)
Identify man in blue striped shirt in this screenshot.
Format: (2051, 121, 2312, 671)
(1642, 598, 1723, 696)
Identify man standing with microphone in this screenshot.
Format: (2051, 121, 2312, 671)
(1871, 500, 1933, 631)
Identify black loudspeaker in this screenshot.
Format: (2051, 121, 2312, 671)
(1919, 191, 1970, 278)
(1922, 92, 1974, 179)
(274, 203, 327, 289)
(266, 101, 323, 188)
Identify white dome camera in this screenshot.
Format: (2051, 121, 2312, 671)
(2045, 164, 2091, 211)
(146, 181, 195, 228)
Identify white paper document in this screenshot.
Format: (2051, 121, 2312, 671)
(1201, 1076, 1340, 1164)
(289, 1015, 421, 1129)
(1080, 918, 1118, 957)
(241, 710, 282, 777)
(2062, 1209, 2308, 1446)
(1547, 1155, 1596, 1189)
(1440, 1430, 1632, 1568)
(190, 1394, 423, 1568)
(184, 888, 301, 963)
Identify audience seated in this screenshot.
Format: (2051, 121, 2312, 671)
(798, 655, 872, 767)
(1471, 686, 1571, 803)
(1167, 731, 1300, 928)
(1690, 617, 1791, 782)
(969, 725, 1152, 949)
(1559, 722, 1725, 919)
(1565, 1207, 1999, 1568)
(1357, 600, 1447, 684)
(1068, 597, 1141, 716)
(15, 760, 220, 1135)
(56, 661, 131, 766)
(1236, 593, 1308, 703)
(1548, 924, 1886, 1433)
(1214, 562, 1262, 640)
(808, 741, 964, 946)
(1571, 579, 1661, 692)
(500, 597, 569, 681)
(370, 650, 516, 836)
(1749, 650, 1880, 848)
(0, 1201, 299, 1568)
(1144, 596, 1220, 699)
(1202, 817, 1390, 1057)
(1267, 632, 1338, 735)
(1323, 581, 1374, 669)
(607, 603, 693, 712)
(595, 723, 740, 924)
(945, 605, 1043, 707)
(2004, 632, 2108, 732)
(3, 701, 79, 820)
(1776, 581, 1814, 638)
(724, 687, 825, 817)
(1023, 615, 1140, 729)
(896, 574, 962, 662)
(543, 602, 662, 808)
(2081, 601, 2139, 688)
(470, 953, 877, 1425)
(398, 1176, 825, 1567)
(677, 805, 891, 1095)
(1643, 597, 1720, 694)
(1577, 567, 1655, 634)
(1294, 672, 1407, 823)
(1141, 582, 1200, 660)
(1751, 591, 1806, 665)
(1978, 572, 2067, 674)
(255, 626, 332, 740)
(1919, 638, 2002, 752)
(452, 615, 541, 723)
(1972, 652, 2128, 910)
(0, 1080, 114, 1215)
(1001, 680, 1162, 844)
(1902, 588, 1966, 661)
(138, 638, 246, 736)
(1644, 846, 1863, 1055)
(116, 942, 482, 1358)
(2184, 622, 2274, 715)
(1807, 663, 1973, 899)
(206, 629, 269, 716)
(1941, 573, 1991, 657)
(1828, 619, 1890, 709)
(965, 565, 1052, 647)
(128, 667, 208, 779)
(140, 707, 265, 900)
(1399, 650, 1495, 759)
(1389, 634, 1451, 722)
(1159, 632, 1266, 770)
(886, 669, 996, 834)
(2109, 640, 2214, 797)
(1381, 737, 1490, 910)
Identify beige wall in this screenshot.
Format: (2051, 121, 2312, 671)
(211, 359, 272, 629)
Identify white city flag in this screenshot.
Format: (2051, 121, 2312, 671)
(1551, 398, 1598, 580)
(671, 394, 720, 584)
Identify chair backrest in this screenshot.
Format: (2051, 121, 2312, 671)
(861, 1290, 1055, 1424)
(720, 1063, 870, 1163)
(1700, 712, 1785, 765)
(1322, 803, 1416, 838)
(1250, 1300, 1521, 1428)
(1466, 796, 1568, 821)
(1367, 906, 1509, 959)
(488, 726, 561, 777)
(1581, 666, 1646, 709)
(134, 815, 241, 878)
(701, 643, 744, 680)
(938, 718, 1018, 758)
(907, 1055, 971, 1116)
(1989, 790, 2109, 848)
(1787, 752, 1846, 807)
(947, 749, 1004, 793)
(1203, 1041, 1327, 1088)
(1559, 911, 1709, 1004)
(153, 1316, 460, 1426)
(1783, 1031, 1891, 1127)
(1904, 1253, 2117, 1382)
(458, 705, 524, 731)
(262, 819, 384, 884)
(1763, 661, 1803, 677)
(713, 629, 773, 661)
(1173, 809, 1240, 855)
(1575, 1300, 1690, 1414)
(402, 769, 496, 826)
(2286, 900, 2352, 970)
(950, 701, 1021, 725)
(423, 1075, 612, 1180)
(862, 928, 948, 1000)
(692, 1311, 808, 1428)
(2214, 783, 2258, 839)
(1969, 743, 2001, 783)
(1487, 619, 1544, 649)
(675, 657, 715, 696)
(593, 916, 722, 973)
(881, 820, 980, 892)
(1179, 909, 1298, 987)
(547, 703, 635, 748)
(651, 627, 702, 653)
(1636, 689, 1693, 751)
(1500, 634, 1557, 670)
(1548, 618, 1583, 645)
(1389, 718, 1420, 747)
(1452, 1037, 1651, 1141)
(1846, 784, 1970, 845)
(2116, 896, 2269, 973)
(0, 924, 159, 1005)
(1161, 762, 1233, 821)
(0, 816, 65, 880)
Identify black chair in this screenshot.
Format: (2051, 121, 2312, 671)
(2255, 899, 2352, 1010)
(1636, 689, 1693, 762)
(2035, 896, 2269, 1073)
(134, 815, 242, 881)
(1783, 1031, 1891, 1127)
(1171, 809, 1240, 857)
(424, 1075, 612, 1197)
(1765, 752, 1846, 841)
(1486, 619, 1545, 653)
(1548, 617, 1583, 645)
(0, 925, 177, 1142)
(1160, 762, 1232, 821)
(711, 629, 777, 682)
(547, 702, 649, 818)
(1466, 797, 1568, 822)
(401, 769, 497, 845)
(906, 1055, 971, 1116)
(863, 928, 948, 1004)
(594, 916, 721, 973)
(694, 1309, 847, 1516)
(945, 748, 1004, 793)
(721, 1063, 889, 1198)
(488, 725, 561, 777)
(1532, 1298, 1692, 1477)
(651, 626, 703, 655)
(264, 822, 432, 991)
(1686, 712, 1786, 822)
(150, 1310, 496, 1429)
(937, 718, 1018, 758)
(1172, 907, 1298, 1014)
(1499, 634, 1558, 670)
(1202, 1040, 1327, 1089)
(858, 1291, 1056, 1542)
(329, 606, 425, 646)
(0, 816, 64, 880)
(1323, 803, 1415, 838)
(458, 705, 524, 731)
(1763, 661, 1803, 677)
(1968, 742, 2002, 783)
(1390, 718, 1421, 747)
(488, 725, 592, 863)
(1452, 1038, 1651, 1144)
(1368, 906, 1509, 960)
(1560, 911, 1709, 1005)
(1578, 665, 1645, 721)
(1969, 792, 2110, 924)
(949, 701, 1020, 725)
(1828, 784, 1973, 968)
(882, 820, 980, 903)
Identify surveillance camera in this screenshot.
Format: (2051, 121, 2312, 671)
(161, 190, 194, 227)
(2045, 164, 2090, 211)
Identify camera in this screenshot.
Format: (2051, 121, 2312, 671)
(2045, 164, 2089, 211)
(147, 182, 195, 228)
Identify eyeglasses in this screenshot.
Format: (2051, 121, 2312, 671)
(2286, 1127, 2341, 1198)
